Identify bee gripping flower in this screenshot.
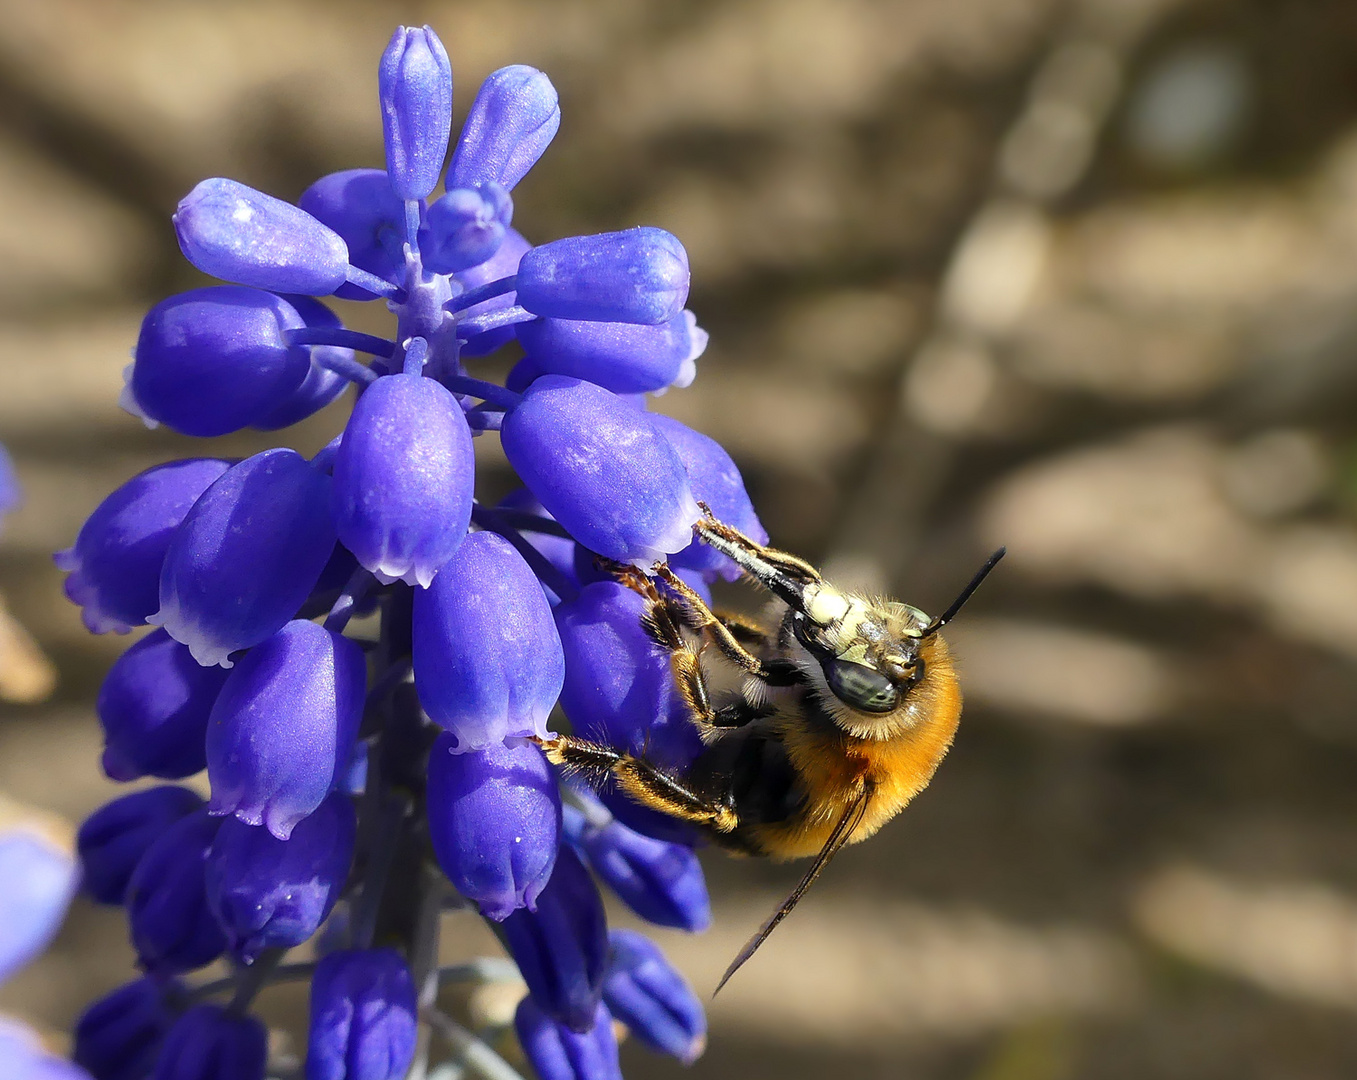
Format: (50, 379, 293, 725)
(501, 376, 700, 565)
(174, 178, 350, 295)
(501, 844, 608, 1033)
(125, 809, 227, 974)
(602, 929, 706, 1064)
(514, 998, 621, 1080)
(379, 26, 453, 201)
(205, 792, 356, 963)
(448, 65, 561, 192)
(153, 449, 337, 667)
(306, 949, 418, 1080)
(97, 629, 229, 782)
(412, 530, 564, 749)
(77, 786, 205, 906)
(650, 413, 768, 582)
(55, 458, 231, 635)
(516, 227, 690, 325)
(74, 977, 178, 1080)
(130, 287, 311, 436)
(333, 372, 474, 588)
(206, 620, 365, 840)
(153, 1005, 267, 1080)
(426, 733, 561, 920)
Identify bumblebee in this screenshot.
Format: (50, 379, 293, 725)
(536, 510, 1004, 991)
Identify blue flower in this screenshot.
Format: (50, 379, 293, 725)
(0, 827, 79, 983)
(61, 21, 742, 1078)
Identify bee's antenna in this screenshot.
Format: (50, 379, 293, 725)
(922, 547, 1006, 637)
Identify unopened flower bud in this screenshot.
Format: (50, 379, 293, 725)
(502, 376, 699, 565)
(603, 929, 706, 1064)
(55, 459, 231, 635)
(74, 976, 177, 1080)
(205, 792, 356, 962)
(426, 733, 560, 919)
(77, 786, 205, 906)
(516, 308, 705, 394)
(379, 26, 453, 200)
(307, 949, 417, 1080)
(153, 449, 336, 667)
(333, 373, 474, 588)
(514, 998, 621, 1080)
(420, 183, 512, 274)
(501, 845, 607, 1032)
(206, 621, 365, 840)
(449, 65, 561, 192)
(125, 810, 226, 974)
(413, 530, 563, 749)
(174, 178, 349, 295)
(97, 629, 229, 782)
(153, 1005, 266, 1080)
(517, 228, 689, 325)
(298, 168, 405, 300)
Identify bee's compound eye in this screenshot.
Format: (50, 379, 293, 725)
(823, 659, 899, 713)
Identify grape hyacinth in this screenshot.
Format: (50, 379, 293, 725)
(59, 23, 765, 1080)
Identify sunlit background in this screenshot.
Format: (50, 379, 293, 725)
(5, 0, 1357, 1077)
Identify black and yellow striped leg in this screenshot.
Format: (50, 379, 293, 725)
(533, 733, 738, 833)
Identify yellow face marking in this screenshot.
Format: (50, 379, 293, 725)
(804, 584, 851, 626)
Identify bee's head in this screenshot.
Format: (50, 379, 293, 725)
(782, 551, 1005, 738)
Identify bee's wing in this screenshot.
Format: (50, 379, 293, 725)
(713, 783, 874, 996)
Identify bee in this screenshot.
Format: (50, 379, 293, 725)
(535, 509, 1004, 992)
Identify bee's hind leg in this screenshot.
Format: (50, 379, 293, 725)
(533, 733, 738, 833)
(693, 508, 822, 585)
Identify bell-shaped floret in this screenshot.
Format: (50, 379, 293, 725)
(125, 810, 226, 974)
(516, 309, 706, 395)
(564, 798, 710, 931)
(253, 296, 352, 430)
(129, 287, 311, 437)
(55, 458, 231, 635)
(174, 178, 350, 295)
(206, 621, 365, 840)
(97, 630, 229, 782)
(0, 828, 78, 984)
(448, 65, 561, 192)
(501, 845, 607, 1033)
(74, 976, 177, 1080)
(205, 792, 356, 963)
(153, 449, 336, 667)
(419, 183, 511, 274)
(306, 949, 417, 1080)
(413, 531, 563, 748)
(502, 377, 699, 565)
(555, 581, 701, 771)
(456, 227, 531, 356)
(379, 26, 453, 201)
(298, 169, 405, 300)
(602, 929, 706, 1064)
(426, 734, 560, 920)
(516, 228, 689, 325)
(514, 998, 621, 1080)
(649, 414, 768, 582)
(333, 373, 474, 588)
(153, 1005, 266, 1080)
(77, 786, 205, 906)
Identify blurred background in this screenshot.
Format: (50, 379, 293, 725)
(4, 0, 1357, 1076)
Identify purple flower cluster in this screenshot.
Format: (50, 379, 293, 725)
(57, 24, 766, 1080)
